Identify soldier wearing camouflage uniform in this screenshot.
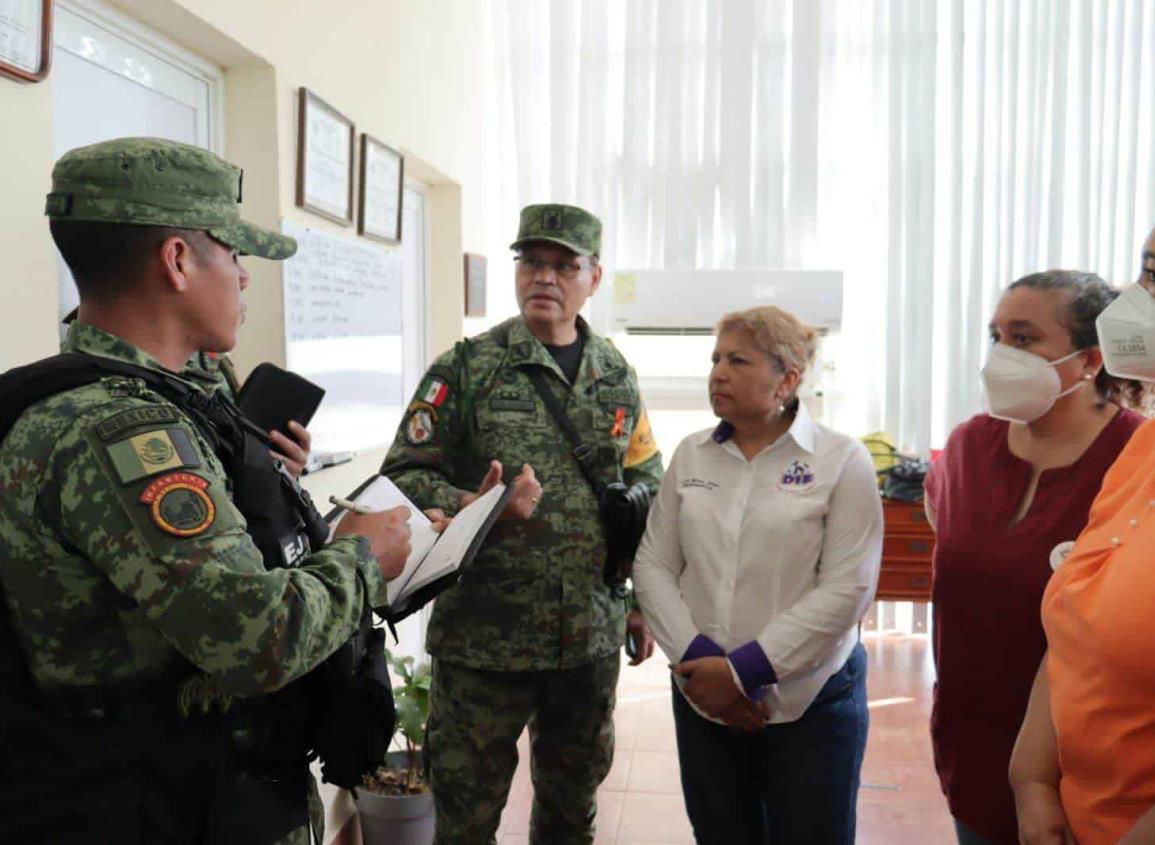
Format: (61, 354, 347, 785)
(383, 203, 665, 845)
(0, 138, 411, 845)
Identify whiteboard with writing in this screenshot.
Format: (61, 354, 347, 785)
(282, 219, 404, 452)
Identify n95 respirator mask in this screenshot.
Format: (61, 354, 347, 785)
(1095, 283, 1155, 382)
(981, 344, 1086, 424)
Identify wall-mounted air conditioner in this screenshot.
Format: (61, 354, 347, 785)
(610, 269, 843, 335)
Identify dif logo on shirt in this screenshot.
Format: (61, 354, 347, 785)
(777, 460, 815, 492)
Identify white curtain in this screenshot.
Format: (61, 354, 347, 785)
(480, 0, 1155, 451)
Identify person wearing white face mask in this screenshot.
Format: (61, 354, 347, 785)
(924, 270, 1148, 845)
(981, 344, 1094, 424)
(1010, 228, 1155, 845)
(1095, 237, 1155, 382)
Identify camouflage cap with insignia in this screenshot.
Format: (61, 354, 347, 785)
(45, 137, 296, 260)
(510, 203, 601, 257)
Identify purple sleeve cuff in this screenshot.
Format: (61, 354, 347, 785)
(728, 641, 778, 697)
(681, 634, 726, 662)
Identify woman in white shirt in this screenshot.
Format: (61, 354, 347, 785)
(633, 305, 883, 845)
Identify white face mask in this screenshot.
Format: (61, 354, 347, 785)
(981, 344, 1086, 423)
(1096, 283, 1155, 381)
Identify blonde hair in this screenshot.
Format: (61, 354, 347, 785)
(715, 306, 819, 412)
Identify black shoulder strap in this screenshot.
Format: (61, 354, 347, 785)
(0, 353, 138, 443)
(491, 319, 607, 495)
(0, 353, 222, 444)
(0, 353, 277, 460)
(523, 367, 605, 496)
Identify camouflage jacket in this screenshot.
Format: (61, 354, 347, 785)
(0, 322, 386, 697)
(382, 316, 664, 671)
(183, 350, 240, 401)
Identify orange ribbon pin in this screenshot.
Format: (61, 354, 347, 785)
(611, 407, 626, 437)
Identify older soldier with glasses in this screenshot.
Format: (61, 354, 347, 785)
(383, 203, 664, 845)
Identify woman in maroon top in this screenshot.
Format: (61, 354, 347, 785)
(924, 270, 1147, 845)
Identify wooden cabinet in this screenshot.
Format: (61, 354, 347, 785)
(877, 499, 934, 602)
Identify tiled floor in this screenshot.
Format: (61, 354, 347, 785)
(496, 633, 955, 845)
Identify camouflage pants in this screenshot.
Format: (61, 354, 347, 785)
(426, 656, 620, 845)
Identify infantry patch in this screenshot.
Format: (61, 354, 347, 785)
(624, 410, 658, 468)
(139, 472, 216, 537)
(95, 407, 182, 442)
(106, 427, 200, 484)
(421, 378, 449, 407)
(406, 405, 437, 445)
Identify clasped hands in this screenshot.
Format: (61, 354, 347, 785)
(674, 656, 766, 732)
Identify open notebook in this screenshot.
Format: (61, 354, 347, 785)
(328, 476, 511, 620)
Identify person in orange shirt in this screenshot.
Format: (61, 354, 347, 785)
(1011, 225, 1155, 845)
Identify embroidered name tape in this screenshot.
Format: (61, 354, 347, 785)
(680, 477, 719, 491)
(96, 407, 181, 442)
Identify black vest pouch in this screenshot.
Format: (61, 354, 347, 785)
(313, 611, 396, 790)
(0, 677, 225, 845)
(230, 425, 313, 570)
(204, 765, 310, 845)
(598, 480, 652, 590)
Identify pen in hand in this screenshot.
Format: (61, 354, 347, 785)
(329, 495, 375, 515)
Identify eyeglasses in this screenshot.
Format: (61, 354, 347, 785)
(514, 255, 592, 281)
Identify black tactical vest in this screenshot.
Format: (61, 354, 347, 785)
(0, 353, 388, 845)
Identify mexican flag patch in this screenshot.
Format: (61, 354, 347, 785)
(422, 378, 449, 407)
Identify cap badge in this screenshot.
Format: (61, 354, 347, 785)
(45, 193, 72, 217)
(542, 208, 563, 231)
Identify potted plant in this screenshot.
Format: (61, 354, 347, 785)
(354, 652, 435, 845)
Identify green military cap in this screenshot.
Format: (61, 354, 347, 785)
(45, 137, 296, 260)
(510, 203, 601, 257)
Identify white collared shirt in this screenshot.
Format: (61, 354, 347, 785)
(633, 404, 883, 723)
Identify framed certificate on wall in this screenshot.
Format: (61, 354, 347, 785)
(358, 133, 404, 243)
(0, 0, 52, 82)
(296, 87, 355, 226)
(464, 252, 487, 317)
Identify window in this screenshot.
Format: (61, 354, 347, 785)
(52, 0, 223, 330)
